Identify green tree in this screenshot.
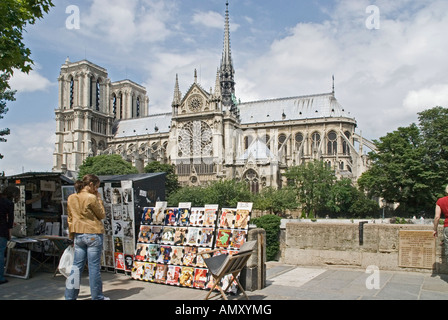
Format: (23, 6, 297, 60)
(0, 0, 54, 158)
(251, 215, 282, 261)
(253, 186, 298, 216)
(0, 74, 15, 159)
(78, 154, 138, 179)
(0, 0, 54, 80)
(144, 161, 180, 197)
(284, 160, 336, 218)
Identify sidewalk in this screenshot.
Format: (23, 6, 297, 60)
(1, 261, 448, 300)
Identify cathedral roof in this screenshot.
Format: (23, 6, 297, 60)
(114, 112, 172, 138)
(238, 93, 354, 125)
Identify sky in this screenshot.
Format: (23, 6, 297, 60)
(2, 0, 448, 176)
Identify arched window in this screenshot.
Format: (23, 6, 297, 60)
(70, 77, 74, 108)
(119, 93, 123, 119)
(312, 132, 321, 152)
(244, 135, 253, 150)
(136, 97, 141, 117)
(89, 76, 94, 107)
(342, 131, 351, 155)
(244, 169, 259, 194)
(295, 132, 303, 149)
(96, 80, 100, 111)
(112, 94, 117, 119)
(327, 131, 337, 155)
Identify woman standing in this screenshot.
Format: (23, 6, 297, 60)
(65, 174, 108, 300)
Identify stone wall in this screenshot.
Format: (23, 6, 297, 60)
(280, 221, 448, 273)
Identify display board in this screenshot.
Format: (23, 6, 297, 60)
(101, 182, 136, 272)
(131, 202, 252, 290)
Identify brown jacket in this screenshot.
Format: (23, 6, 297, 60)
(67, 189, 105, 239)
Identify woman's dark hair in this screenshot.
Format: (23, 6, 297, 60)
(3, 186, 20, 200)
(82, 174, 101, 188)
(74, 180, 83, 193)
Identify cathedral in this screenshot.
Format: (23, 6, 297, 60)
(52, 2, 374, 190)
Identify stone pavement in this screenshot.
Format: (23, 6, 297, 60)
(1, 261, 448, 300)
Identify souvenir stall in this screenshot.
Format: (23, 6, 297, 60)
(1, 172, 74, 278)
(98, 173, 166, 273)
(131, 201, 252, 291)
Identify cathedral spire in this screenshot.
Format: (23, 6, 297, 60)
(220, 0, 236, 112)
(172, 74, 182, 107)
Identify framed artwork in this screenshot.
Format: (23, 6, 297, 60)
(61, 186, 75, 202)
(219, 209, 236, 228)
(5, 248, 31, 279)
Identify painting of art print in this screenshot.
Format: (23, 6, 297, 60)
(154, 264, 168, 284)
(131, 261, 145, 280)
(5, 248, 30, 279)
(164, 208, 179, 226)
(161, 226, 175, 245)
(124, 254, 134, 271)
(149, 226, 163, 243)
(158, 246, 172, 264)
(179, 267, 194, 287)
(114, 236, 124, 253)
(135, 243, 150, 262)
(219, 209, 236, 228)
(138, 225, 151, 243)
(177, 208, 190, 226)
(173, 227, 188, 246)
(170, 246, 184, 265)
(143, 263, 156, 282)
(216, 229, 232, 248)
(230, 230, 247, 249)
(114, 252, 125, 270)
(198, 227, 214, 247)
(235, 209, 251, 229)
(203, 205, 218, 227)
(151, 206, 166, 225)
(189, 208, 204, 226)
(112, 220, 124, 237)
(166, 265, 182, 286)
(193, 268, 208, 289)
(147, 244, 159, 263)
(141, 207, 154, 225)
(182, 246, 198, 266)
(196, 248, 209, 268)
(185, 227, 200, 246)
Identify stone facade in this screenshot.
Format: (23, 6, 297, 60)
(52, 2, 375, 188)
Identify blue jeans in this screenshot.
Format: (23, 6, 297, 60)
(65, 233, 105, 300)
(0, 237, 7, 282)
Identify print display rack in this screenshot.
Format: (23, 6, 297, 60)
(101, 183, 137, 273)
(131, 202, 252, 290)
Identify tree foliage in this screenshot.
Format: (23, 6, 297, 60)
(0, 0, 54, 159)
(253, 186, 297, 216)
(78, 154, 138, 179)
(251, 215, 282, 261)
(358, 106, 448, 215)
(284, 160, 335, 218)
(0, 0, 54, 80)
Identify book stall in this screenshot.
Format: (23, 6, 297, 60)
(1, 172, 74, 279)
(131, 201, 252, 291)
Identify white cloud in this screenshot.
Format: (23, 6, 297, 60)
(403, 84, 448, 113)
(192, 10, 239, 31)
(1, 122, 55, 175)
(9, 68, 53, 93)
(236, 0, 448, 139)
(80, 0, 175, 52)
